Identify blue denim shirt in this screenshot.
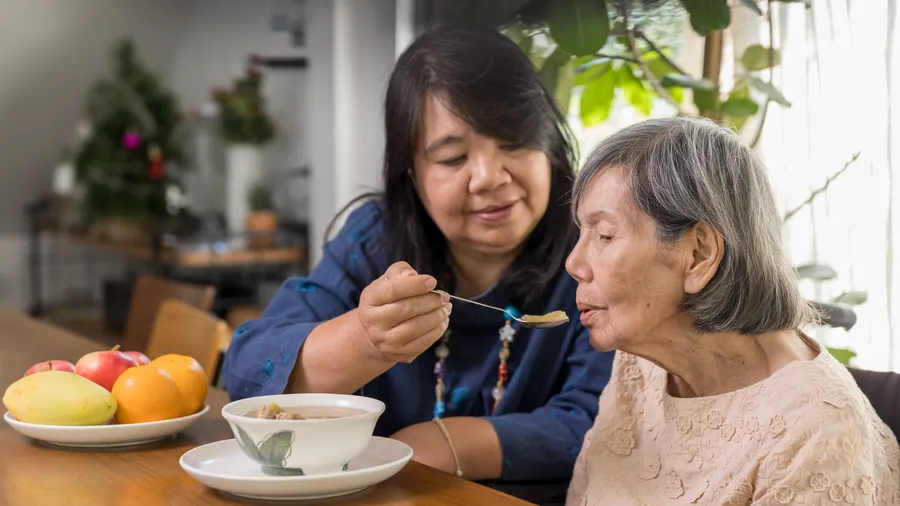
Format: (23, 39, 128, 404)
(221, 200, 615, 482)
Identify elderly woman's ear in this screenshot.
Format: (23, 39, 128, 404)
(680, 222, 725, 295)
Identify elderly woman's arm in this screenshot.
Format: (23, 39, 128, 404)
(391, 328, 613, 482)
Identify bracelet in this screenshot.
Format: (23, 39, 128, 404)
(432, 418, 463, 477)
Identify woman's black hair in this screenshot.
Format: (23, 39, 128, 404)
(327, 24, 579, 313)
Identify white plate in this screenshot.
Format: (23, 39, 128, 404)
(179, 436, 413, 501)
(3, 404, 210, 448)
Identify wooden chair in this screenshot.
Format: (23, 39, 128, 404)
(120, 275, 216, 354)
(145, 299, 232, 381)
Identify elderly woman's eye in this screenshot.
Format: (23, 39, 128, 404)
(598, 234, 613, 242)
(500, 143, 524, 152)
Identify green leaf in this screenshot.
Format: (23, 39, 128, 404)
(826, 347, 857, 365)
(739, 0, 763, 15)
(660, 74, 717, 91)
(833, 291, 869, 306)
(579, 68, 616, 126)
(692, 89, 719, 115)
(555, 59, 575, 115)
(796, 263, 838, 281)
(234, 425, 264, 462)
(724, 114, 750, 132)
(746, 75, 792, 106)
(547, 0, 610, 56)
(258, 430, 295, 468)
(720, 96, 759, 117)
(574, 60, 612, 87)
(540, 47, 575, 113)
(617, 65, 653, 116)
(741, 44, 781, 71)
(678, 0, 731, 36)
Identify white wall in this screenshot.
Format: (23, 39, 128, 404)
(306, 0, 400, 264)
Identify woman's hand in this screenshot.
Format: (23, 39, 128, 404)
(357, 261, 451, 363)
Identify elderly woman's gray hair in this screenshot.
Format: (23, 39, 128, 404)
(573, 117, 817, 335)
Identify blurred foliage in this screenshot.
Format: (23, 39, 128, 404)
(211, 56, 276, 145)
(434, 0, 805, 139)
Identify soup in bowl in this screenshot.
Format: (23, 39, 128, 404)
(221, 393, 385, 476)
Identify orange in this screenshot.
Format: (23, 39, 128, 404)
(150, 354, 208, 416)
(111, 365, 183, 424)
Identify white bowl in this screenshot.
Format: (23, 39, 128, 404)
(3, 404, 210, 448)
(221, 393, 385, 476)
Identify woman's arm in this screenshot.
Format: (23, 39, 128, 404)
(391, 417, 503, 480)
(222, 202, 446, 400)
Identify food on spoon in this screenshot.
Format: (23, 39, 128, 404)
(521, 310, 569, 323)
(23, 359, 76, 376)
(3, 370, 117, 425)
(74, 345, 136, 391)
(150, 354, 208, 416)
(110, 365, 184, 424)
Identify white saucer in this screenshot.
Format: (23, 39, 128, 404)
(3, 404, 210, 448)
(179, 436, 413, 501)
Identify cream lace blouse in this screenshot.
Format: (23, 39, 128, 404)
(566, 340, 900, 505)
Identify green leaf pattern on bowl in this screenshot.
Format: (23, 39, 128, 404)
(234, 425, 304, 473)
(232, 424, 352, 474)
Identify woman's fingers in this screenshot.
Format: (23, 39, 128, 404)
(375, 290, 448, 324)
(366, 273, 437, 307)
(383, 310, 450, 363)
(384, 303, 450, 345)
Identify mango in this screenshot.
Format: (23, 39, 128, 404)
(3, 370, 117, 425)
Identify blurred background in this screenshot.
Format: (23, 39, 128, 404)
(0, 0, 896, 372)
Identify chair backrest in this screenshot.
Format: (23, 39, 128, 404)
(145, 299, 231, 377)
(848, 366, 900, 440)
(120, 275, 216, 353)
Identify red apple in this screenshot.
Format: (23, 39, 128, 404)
(74, 345, 136, 391)
(23, 360, 75, 377)
(121, 351, 150, 366)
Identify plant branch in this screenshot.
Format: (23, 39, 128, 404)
(782, 152, 861, 222)
(593, 53, 640, 64)
(749, 0, 776, 148)
(622, 1, 687, 115)
(634, 29, 690, 76)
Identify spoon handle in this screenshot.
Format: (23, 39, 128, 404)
(432, 290, 513, 318)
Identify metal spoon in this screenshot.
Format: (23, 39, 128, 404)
(432, 290, 569, 329)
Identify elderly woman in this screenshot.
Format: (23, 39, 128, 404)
(221, 25, 614, 485)
(565, 117, 900, 505)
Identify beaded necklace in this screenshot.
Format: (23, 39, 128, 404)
(432, 305, 520, 419)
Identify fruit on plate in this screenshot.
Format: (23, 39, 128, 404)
(75, 345, 136, 391)
(111, 365, 183, 424)
(122, 351, 151, 366)
(151, 354, 208, 416)
(23, 359, 76, 376)
(3, 370, 117, 425)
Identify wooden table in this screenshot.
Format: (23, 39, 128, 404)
(0, 308, 531, 505)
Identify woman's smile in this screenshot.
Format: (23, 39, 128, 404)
(471, 200, 519, 223)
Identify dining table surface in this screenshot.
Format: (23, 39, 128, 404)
(0, 307, 532, 505)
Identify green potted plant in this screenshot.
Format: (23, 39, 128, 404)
(211, 54, 277, 234)
(246, 181, 278, 249)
